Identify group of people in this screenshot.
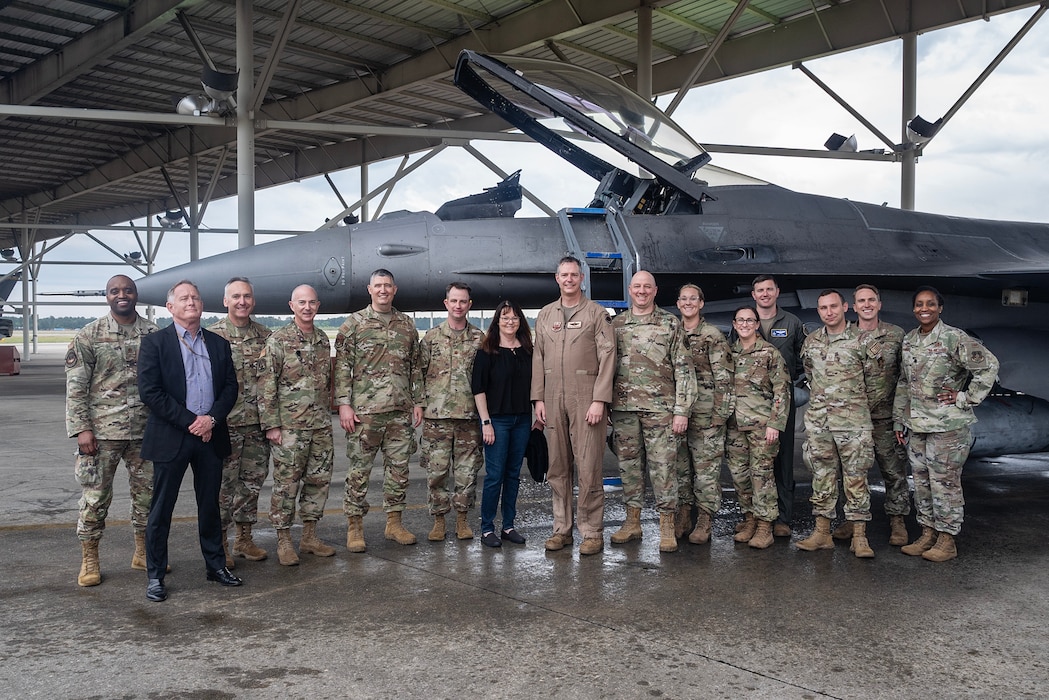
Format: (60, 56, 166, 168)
(66, 261, 999, 602)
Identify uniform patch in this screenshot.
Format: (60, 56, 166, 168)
(65, 346, 79, 369)
(971, 350, 984, 363)
(566, 321, 582, 329)
(551, 322, 563, 332)
(771, 328, 787, 338)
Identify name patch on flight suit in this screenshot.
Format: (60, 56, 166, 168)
(566, 321, 582, 329)
(770, 328, 788, 338)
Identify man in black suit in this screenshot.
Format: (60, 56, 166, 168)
(138, 279, 242, 602)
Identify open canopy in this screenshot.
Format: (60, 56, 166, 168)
(454, 51, 712, 209)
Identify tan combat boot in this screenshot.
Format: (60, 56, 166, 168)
(658, 511, 678, 552)
(428, 514, 446, 542)
(733, 512, 757, 543)
(796, 516, 835, 551)
(579, 536, 603, 555)
(276, 529, 299, 566)
(831, 520, 854, 541)
(300, 520, 335, 557)
(748, 520, 774, 549)
(888, 515, 908, 546)
(384, 511, 417, 545)
(689, 511, 712, 545)
(674, 504, 692, 539)
(544, 532, 573, 551)
(233, 522, 268, 561)
(901, 526, 937, 556)
(78, 539, 101, 587)
(131, 530, 147, 571)
(346, 515, 366, 553)
(611, 506, 643, 544)
(850, 521, 875, 558)
(455, 511, 473, 540)
(221, 527, 235, 569)
(922, 531, 957, 562)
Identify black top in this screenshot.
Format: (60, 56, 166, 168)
(471, 346, 532, 415)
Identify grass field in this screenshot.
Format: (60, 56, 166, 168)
(1, 330, 76, 344)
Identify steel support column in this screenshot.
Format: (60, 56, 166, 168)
(189, 153, 199, 260)
(361, 140, 369, 223)
(237, 0, 255, 249)
(20, 225, 30, 358)
(901, 32, 917, 211)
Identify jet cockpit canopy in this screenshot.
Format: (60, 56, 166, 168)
(453, 51, 713, 214)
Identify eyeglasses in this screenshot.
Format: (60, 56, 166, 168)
(733, 318, 758, 325)
(677, 296, 701, 302)
(500, 317, 520, 324)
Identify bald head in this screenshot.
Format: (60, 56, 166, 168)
(628, 270, 657, 314)
(289, 284, 320, 331)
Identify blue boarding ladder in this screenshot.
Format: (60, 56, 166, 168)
(556, 207, 640, 309)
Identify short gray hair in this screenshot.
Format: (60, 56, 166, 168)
(166, 279, 200, 303)
(224, 276, 253, 297)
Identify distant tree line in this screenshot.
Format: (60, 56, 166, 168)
(11, 312, 534, 331)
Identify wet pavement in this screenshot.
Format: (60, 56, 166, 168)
(1, 346, 1047, 699)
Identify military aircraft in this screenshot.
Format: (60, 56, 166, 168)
(137, 51, 1049, 457)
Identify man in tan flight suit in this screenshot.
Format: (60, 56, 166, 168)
(533, 255, 616, 555)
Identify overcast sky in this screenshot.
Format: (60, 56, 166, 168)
(6, 7, 1048, 319)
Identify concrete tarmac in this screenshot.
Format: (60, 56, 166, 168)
(1, 345, 1047, 699)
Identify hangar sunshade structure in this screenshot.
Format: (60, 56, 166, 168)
(0, 0, 1046, 352)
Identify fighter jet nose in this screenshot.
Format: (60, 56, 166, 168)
(135, 270, 175, 309)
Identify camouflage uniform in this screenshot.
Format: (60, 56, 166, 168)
(66, 313, 159, 540)
(259, 323, 333, 529)
(800, 323, 874, 521)
(532, 297, 616, 540)
(857, 321, 911, 516)
(725, 337, 790, 522)
(676, 320, 734, 516)
(208, 317, 272, 528)
(335, 305, 421, 516)
(893, 320, 999, 535)
(611, 308, 696, 513)
(757, 309, 806, 527)
(417, 320, 484, 515)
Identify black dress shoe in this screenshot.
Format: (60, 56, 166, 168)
(480, 531, 502, 548)
(501, 528, 526, 544)
(206, 567, 243, 587)
(146, 578, 167, 602)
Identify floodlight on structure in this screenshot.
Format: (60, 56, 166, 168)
(824, 133, 858, 152)
(907, 115, 943, 143)
(125, 251, 143, 263)
(1, 248, 16, 262)
(202, 66, 238, 103)
(173, 67, 239, 117)
(156, 211, 185, 229)
(175, 94, 211, 116)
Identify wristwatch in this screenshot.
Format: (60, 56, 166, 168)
(208, 415, 217, 427)
(481, 419, 491, 426)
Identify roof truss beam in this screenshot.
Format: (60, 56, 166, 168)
(0, 0, 207, 105)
